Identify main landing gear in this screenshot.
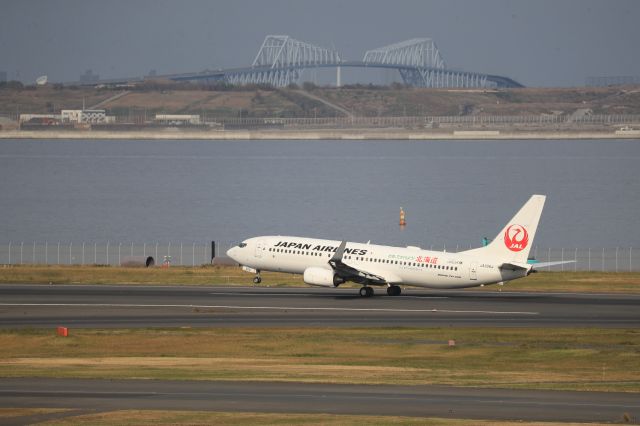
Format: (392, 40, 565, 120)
(359, 286, 374, 297)
(253, 271, 262, 284)
(386, 285, 401, 296)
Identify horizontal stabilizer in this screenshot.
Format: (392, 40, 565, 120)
(532, 260, 576, 269)
(499, 262, 529, 271)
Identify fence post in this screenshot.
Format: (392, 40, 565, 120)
(574, 248, 578, 272)
(94, 243, 97, 265)
(32, 241, 36, 264)
(561, 248, 564, 272)
(615, 247, 619, 272)
(631, 247, 633, 272)
(143, 243, 146, 259)
(118, 243, 121, 266)
(106, 241, 109, 265)
(192, 242, 195, 267)
(168, 242, 171, 264)
(602, 247, 605, 272)
(20, 242, 23, 265)
(588, 248, 591, 271)
(8, 241, 11, 265)
(57, 242, 60, 265)
(131, 242, 134, 257)
(180, 242, 183, 266)
(547, 247, 551, 271)
(155, 243, 158, 264)
(45, 241, 48, 265)
(82, 242, 85, 265)
(69, 242, 72, 265)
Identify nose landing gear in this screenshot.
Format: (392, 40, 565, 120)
(253, 272, 262, 284)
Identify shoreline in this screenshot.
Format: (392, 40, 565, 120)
(2, 129, 640, 140)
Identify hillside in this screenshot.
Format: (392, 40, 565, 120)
(2, 83, 640, 119)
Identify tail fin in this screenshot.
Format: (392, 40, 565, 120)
(467, 195, 546, 263)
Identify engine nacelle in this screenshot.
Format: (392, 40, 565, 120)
(303, 267, 342, 287)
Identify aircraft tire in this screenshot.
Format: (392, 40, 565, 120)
(360, 287, 374, 297)
(387, 285, 401, 296)
(253, 276, 262, 284)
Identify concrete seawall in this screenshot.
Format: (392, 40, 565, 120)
(1, 129, 640, 140)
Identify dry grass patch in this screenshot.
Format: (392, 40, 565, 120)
(37, 409, 604, 426)
(3, 266, 640, 293)
(0, 408, 71, 418)
(1, 328, 638, 392)
(0, 264, 302, 286)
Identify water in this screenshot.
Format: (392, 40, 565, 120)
(0, 139, 639, 251)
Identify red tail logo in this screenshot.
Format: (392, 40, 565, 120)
(504, 224, 528, 252)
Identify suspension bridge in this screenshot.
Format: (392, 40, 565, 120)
(168, 35, 522, 89)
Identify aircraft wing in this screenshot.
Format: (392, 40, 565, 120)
(328, 241, 402, 285)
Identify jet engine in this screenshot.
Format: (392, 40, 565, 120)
(303, 267, 344, 287)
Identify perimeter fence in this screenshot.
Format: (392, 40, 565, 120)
(3, 112, 640, 129)
(0, 242, 637, 272)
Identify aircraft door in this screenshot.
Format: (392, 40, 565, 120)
(470, 262, 478, 280)
(255, 240, 265, 258)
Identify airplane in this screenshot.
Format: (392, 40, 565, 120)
(226, 194, 570, 297)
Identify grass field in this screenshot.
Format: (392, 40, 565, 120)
(19, 409, 615, 426)
(1, 327, 638, 393)
(1, 265, 640, 293)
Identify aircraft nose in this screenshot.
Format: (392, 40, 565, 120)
(226, 246, 238, 261)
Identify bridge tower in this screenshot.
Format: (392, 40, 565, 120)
(363, 38, 488, 88)
(226, 35, 342, 87)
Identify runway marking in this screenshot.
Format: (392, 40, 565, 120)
(209, 292, 449, 299)
(0, 303, 537, 315)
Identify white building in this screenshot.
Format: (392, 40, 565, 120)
(61, 109, 107, 123)
(155, 114, 201, 125)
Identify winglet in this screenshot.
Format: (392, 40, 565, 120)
(328, 241, 347, 270)
(330, 241, 347, 264)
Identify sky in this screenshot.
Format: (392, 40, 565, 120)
(1, 0, 639, 87)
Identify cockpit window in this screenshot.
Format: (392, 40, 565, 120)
(238, 242, 247, 248)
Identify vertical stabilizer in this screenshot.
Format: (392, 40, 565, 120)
(468, 195, 546, 263)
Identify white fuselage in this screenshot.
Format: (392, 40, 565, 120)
(227, 235, 527, 289)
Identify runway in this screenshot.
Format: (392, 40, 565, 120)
(1, 378, 638, 423)
(1, 284, 639, 328)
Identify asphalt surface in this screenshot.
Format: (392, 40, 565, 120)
(0, 284, 639, 328)
(1, 378, 638, 424)
(1, 285, 639, 424)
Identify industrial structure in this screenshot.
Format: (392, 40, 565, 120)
(86, 35, 521, 89)
(586, 76, 640, 87)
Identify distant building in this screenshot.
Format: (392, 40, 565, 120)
(19, 114, 62, 124)
(0, 71, 6, 83)
(155, 114, 201, 125)
(62, 109, 108, 123)
(586, 76, 640, 87)
(79, 69, 99, 84)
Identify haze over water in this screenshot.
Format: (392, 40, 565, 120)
(0, 139, 638, 250)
